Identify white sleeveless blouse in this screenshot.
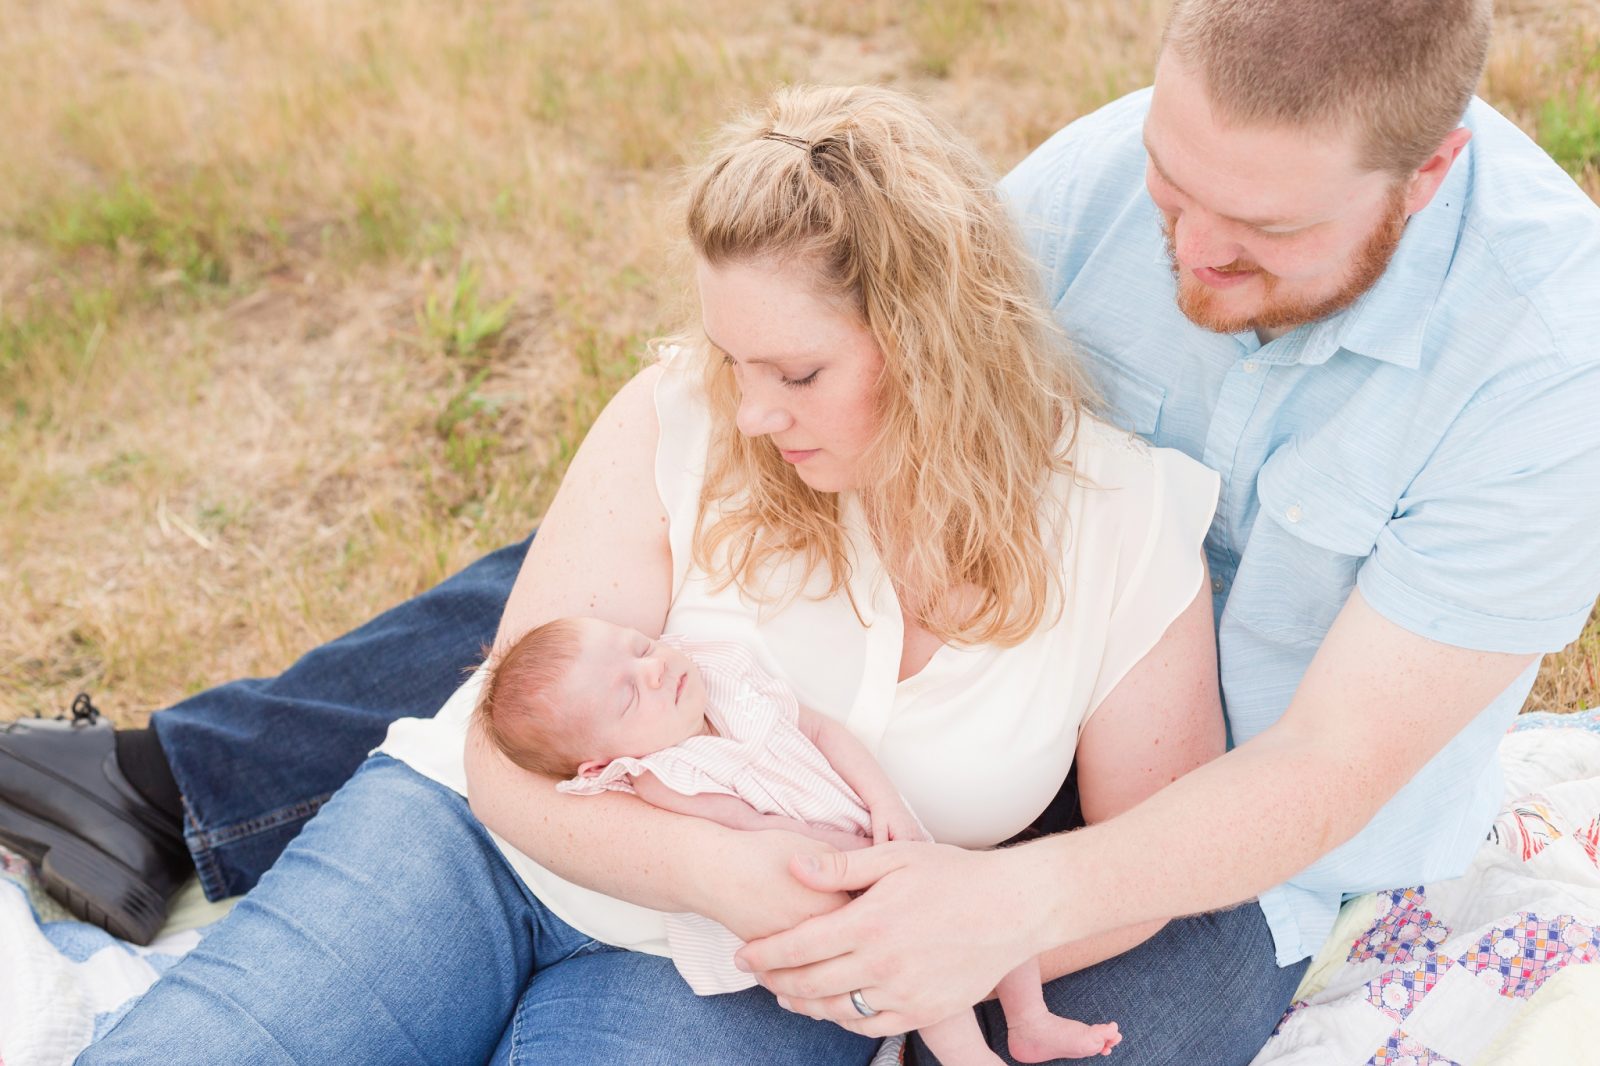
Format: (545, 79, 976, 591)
(379, 347, 1219, 957)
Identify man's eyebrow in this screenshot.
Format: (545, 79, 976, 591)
(1142, 137, 1308, 231)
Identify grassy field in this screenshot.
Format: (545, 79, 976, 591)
(3, 0, 1598, 724)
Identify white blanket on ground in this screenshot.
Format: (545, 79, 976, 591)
(0, 863, 232, 1066)
(6, 712, 1597, 1066)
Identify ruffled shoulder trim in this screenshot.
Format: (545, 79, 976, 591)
(555, 744, 744, 802)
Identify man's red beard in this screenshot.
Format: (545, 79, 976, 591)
(1162, 184, 1410, 335)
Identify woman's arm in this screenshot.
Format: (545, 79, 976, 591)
(1036, 578, 1222, 980)
(463, 365, 849, 938)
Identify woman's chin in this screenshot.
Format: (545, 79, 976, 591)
(793, 465, 852, 494)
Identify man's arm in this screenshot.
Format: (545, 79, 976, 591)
(737, 590, 1534, 1034)
(1025, 590, 1534, 943)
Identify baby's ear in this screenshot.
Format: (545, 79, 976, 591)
(576, 758, 613, 779)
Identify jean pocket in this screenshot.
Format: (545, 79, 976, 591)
(1231, 444, 1393, 644)
(1076, 346, 1166, 437)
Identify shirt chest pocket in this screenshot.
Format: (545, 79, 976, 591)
(1229, 446, 1395, 645)
(1077, 347, 1166, 437)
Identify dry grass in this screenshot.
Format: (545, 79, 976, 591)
(3, 0, 1597, 723)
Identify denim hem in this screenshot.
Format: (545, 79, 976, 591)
(184, 792, 335, 901)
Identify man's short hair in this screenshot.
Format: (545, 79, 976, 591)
(1163, 0, 1493, 175)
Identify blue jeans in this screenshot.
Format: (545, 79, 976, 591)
(81, 755, 878, 1065)
(155, 535, 534, 900)
(914, 907, 1306, 1065)
(84, 756, 1303, 1065)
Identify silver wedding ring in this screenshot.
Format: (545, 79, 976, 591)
(849, 988, 879, 1018)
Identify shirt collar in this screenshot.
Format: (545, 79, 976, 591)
(1282, 139, 1472, 370)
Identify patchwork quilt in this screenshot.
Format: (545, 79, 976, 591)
(1251, 711, 1600, 1066)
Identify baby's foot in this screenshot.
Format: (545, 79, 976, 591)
(1007, 1016, 1121, 1061)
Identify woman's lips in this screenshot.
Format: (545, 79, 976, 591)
(1194, 265, 1258, 289)
(780, 448, 820, 464)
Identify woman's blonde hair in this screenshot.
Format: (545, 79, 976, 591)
(680, 84, 1089, 648)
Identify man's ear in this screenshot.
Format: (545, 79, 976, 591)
(1405, 126, 1473, 216)
(576, 758, 613, 779)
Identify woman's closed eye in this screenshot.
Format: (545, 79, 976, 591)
(716, 349, 818, 389)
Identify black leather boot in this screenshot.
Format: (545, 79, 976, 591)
(0, 699, 193, 944)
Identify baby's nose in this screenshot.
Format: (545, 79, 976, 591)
(642, 656, 667, 688)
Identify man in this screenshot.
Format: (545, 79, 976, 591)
(736, 0, 1600, 1061)
(5, 0, 1599, 1060)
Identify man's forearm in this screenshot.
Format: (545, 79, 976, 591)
(1016, 723, 1364, 948)
(1036, 919, 1169, 983)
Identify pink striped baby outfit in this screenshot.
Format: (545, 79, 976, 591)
(557, 636, 872, 994)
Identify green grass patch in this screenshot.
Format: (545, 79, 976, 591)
(349, 173, 419, 261)
(40, 179, 236, 287)
(0, 285, 119, 416)
(419, 263, 515, 361)
(1539, 91, 1600, 176)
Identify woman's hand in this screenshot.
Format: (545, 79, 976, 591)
(734, 841, 1043, 1036)
(706, 828, 855, 941)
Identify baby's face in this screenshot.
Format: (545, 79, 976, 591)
(560, 618, 710, 762)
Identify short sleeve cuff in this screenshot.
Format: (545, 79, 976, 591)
(1255, 882, 1340, 968)
(1087, 444, 1220, 713)
(1356, 549, 1593, 655)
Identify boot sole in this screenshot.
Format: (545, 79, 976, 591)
(0, 799, 166, 945)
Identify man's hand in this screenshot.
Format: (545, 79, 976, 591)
(734, 842, 1038, 1036)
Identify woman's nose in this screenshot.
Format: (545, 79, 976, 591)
(735, 386, 792, 438)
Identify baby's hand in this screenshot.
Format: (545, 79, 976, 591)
(870, 796, 927, 845)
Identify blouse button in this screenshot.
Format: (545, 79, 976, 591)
(1285, 504, 1304, 523)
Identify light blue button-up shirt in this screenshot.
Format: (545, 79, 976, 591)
(1002, 90, 1600, 965)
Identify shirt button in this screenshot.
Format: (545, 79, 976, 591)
(1242, 360, 1259, 373)
(1211, 577, 1225, 593)
(1285, 504, 1304, 523)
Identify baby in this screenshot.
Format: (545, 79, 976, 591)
(476, 616, 1121, 1064)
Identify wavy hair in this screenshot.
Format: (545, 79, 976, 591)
(679, 84, 1090, 648)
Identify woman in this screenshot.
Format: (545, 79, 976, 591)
(83, 85, 1286, 1065)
